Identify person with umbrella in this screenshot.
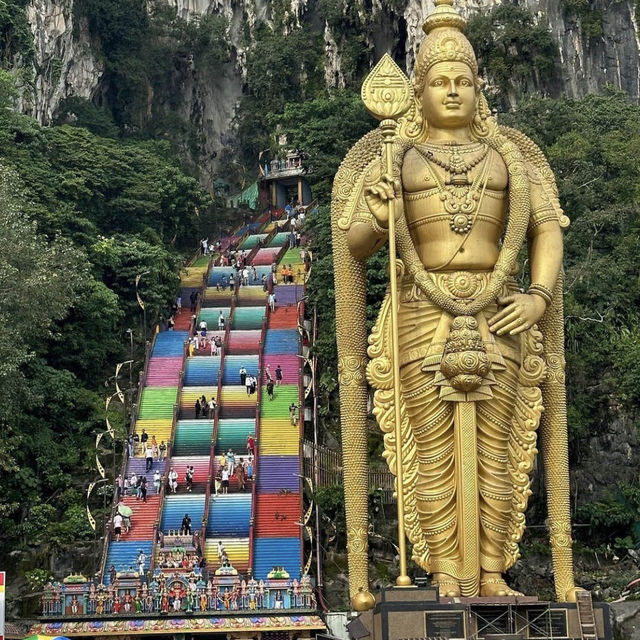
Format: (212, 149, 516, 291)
(117, 501, 132, 534)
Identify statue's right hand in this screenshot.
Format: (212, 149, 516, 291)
(364, 174, 403, 228)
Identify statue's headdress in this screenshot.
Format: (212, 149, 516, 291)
(414, 0, 479, 96)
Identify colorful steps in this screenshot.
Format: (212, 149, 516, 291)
(197, 307, 231, 327)
(273, 285, 305, 307)
(281, 247, 304, 265)
(219, 386, 257, 418)
(160, 494, 206, 533)
(145, 356, 183, 386)
(125, 458, 167, 492)
(254, 494, 300, 537)
(133, 419, 173, 447)
(170, 456, 210, 485)
(256, 456, 300, 493)
(204, 538, 249, 573)
(119, 495, 161, 541)
(179, 386, 218, 419)
(268, 307, 299, 329)
(173, 420, 214, 456)
(104, 541, 152, 585)
(231, 307, 264, 330)
(212, 457, 253, 493)
(173, 308, 194, 331)
(206, 495, 251, 536)
(252, 538, 300, 580)
(258, 421, 299, 455)
(216, 419, 255, 452)
(263, 330, 299, 355)
(203, 288, 234, 306)
(152, 332, 188, 357)
(252, 247, 281, 265)
(259, 384, 299, 418)
(236, 286, 267, 306)
(268, 232, 290, 248)
(261, 355, 299, 384)
(226, 330, 261, 355)
(183, 357, 221, 386)
(239, 233, 268, 249)
(222, 355, 259, 385)
(208, 267, 235, 287)
(138, 387, 178, 420)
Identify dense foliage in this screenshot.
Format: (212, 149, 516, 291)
(0, 73, 208, 594)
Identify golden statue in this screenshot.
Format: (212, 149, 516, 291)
(332, 0, 578, 610)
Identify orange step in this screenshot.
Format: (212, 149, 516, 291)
(119, 495, 161, 541)
(268, 307, 298, 329)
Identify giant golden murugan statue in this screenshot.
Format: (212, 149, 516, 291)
(332, 0, 578, 611)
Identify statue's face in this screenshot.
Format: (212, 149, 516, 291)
(421, 61, 476, 129)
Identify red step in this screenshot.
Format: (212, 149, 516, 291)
(174, 308, 193, 330)
(268, 307, 298, 329)
(120, 495, 161, 541)
(254, 494, 300, 537)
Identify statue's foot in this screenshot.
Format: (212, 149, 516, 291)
(432, 573, 461, 597)
(479, 574, 523, 597)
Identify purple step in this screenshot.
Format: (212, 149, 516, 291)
(273, 285, 304, 307)
(256, 456, 300, 493)
(124, 457, 167, 494)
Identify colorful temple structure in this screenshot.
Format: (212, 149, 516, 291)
(32, 205, 324, 639)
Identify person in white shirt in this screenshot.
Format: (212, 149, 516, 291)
(113, 513, 123, 541)
(242, 267, 249, 285)
(137, 550, 147, 577)
(168, 467, 178, 493)
(153, 470, 161, 494)
(221, 467, 229, 494)
(218, 312, 225, 331)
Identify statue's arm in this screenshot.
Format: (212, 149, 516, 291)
(347, 221, 387, 261)
(527, 167, 564, 301)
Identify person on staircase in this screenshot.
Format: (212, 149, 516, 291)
(154, 469, 161, 494)
(245, 373, 252, 397)
(250, 375, 257, 395)
(195, 398, 201, 419)
(186, 466, 194, 492)
(275, 365, 283, 386)
(289, 402, 297, 425)
(113, 513, 123, 542)
(202, 398, 209, 420)
(181, 514, 192, 536)
(246, 434, 254, 455)
(268, 292, 276, 312)
(227, 449, 235, 475)
(267, 379, 275, 401)
(139, 476, 147, 503)
(239, 366, 247, 387)
(168, 467, 178, 493)
(145, 444, 154, 472)
(129, 472, 138, 496)
(159, 441, 167, 461)
(218, 312, 225, 331)
(235, 461, 245, 492)
(137, 550, 147, 577)
(221, 466, 230, 494)
(151, 435, 158, 459)
(208, 397, 216, 416)
(116, 474, 123, 501)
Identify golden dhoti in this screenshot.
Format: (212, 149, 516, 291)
(368, 272, 545, 595)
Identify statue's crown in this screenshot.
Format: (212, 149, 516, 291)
(414, 0, 478, 92)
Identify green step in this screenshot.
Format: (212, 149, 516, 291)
(138, 387, 178, 420)
(259, 385, 299, 419)
(191, 256, 210, 268)
(232, 307, 264, 330)
(173, 420, 214, 455)
(216, 419, 256, 452)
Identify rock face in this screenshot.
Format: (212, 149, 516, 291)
(17, 0, 640, 169)
(22, 0, 102, 124)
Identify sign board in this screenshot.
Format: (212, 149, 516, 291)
(425, 610, 466, 638)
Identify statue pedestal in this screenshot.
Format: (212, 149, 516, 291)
(351, 587, 612, 640)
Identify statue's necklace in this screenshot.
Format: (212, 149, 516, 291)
(414, 143, 491, 234)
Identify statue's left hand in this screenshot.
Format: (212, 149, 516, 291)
(488, 294, 547, 336)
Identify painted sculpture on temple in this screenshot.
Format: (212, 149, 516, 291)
(332, 0, 578, 610)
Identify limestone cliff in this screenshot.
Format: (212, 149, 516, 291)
(21, 0, 102, 124)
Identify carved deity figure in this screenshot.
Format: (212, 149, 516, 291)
(332, 0, 578, 610)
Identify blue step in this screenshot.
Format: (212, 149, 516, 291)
(252, 538, 301, 580)
(221, 355, 259, 385)
(160, 494, 206, 533)
(103, 541, 152, 584)
(152, 331, 188, 357)
(263, 330, 299, 355)
(184, 356, 221, 385)
(206, 494, 251, 537)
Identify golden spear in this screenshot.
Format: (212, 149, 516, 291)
(361, 54, 414, 588)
